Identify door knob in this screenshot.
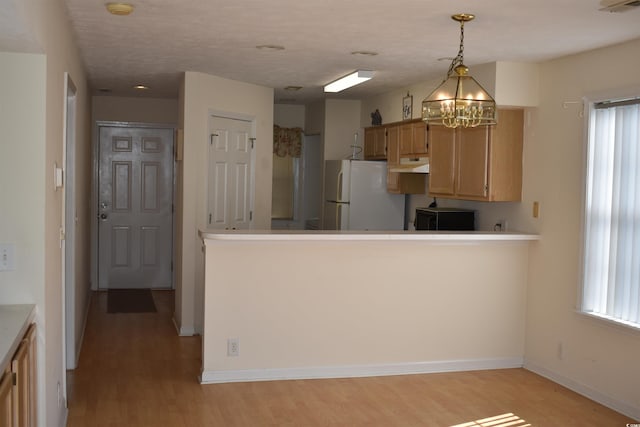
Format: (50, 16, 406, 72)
(99, 213, 108, 220)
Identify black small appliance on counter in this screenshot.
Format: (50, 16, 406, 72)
(414, 207, 475, 231)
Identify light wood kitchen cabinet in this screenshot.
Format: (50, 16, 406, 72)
(1, 323, 37, 427)
(386, 124, 426, 194)
(363, 126, 387, 160)
(428, 109, 524, 201)
(386, 125, 400, 193)
(0, 368, 12, 427)
(399, 120, 428, 157)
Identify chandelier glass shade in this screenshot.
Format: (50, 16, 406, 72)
(422, 14, 497, 128)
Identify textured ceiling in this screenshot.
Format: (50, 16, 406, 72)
(2, 0, 640, 102)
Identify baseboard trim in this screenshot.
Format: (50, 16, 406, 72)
(74, 289, 92, 367)
(200, 357, 524, 384)
(172, 315, 195, 337)
(524, 361, 640, 422)
(58, 405, 68, 427)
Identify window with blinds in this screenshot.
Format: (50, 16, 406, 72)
(581, 97, 640, 329)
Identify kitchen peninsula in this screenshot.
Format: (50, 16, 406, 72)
(198, 230, 538, 384)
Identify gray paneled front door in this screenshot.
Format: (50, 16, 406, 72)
(97, 125, 174, 289)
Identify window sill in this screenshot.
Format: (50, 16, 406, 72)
(577, 310, 640, 335)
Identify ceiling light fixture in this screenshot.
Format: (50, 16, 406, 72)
(422, 13, 496, 128)
(106, 2, 134, 15)
(256, 45, 285, 51)
(324, 70, 374, 93)
(284, 86, 303, 91)
(351, 51, 378, 57)
(133, 84, 149, 90)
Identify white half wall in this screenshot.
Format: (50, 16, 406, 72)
(201, 238, 529, 382)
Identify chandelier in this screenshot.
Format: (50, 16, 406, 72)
(422, 14, 497, 128)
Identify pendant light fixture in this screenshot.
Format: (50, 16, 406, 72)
(422, 14, 497, 128)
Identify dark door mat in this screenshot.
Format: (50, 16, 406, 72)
(107, 288, 157, 313)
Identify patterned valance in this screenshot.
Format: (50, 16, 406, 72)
(273, 125, 302, 158)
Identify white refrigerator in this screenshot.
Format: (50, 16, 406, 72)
(322, 160, 405, 230)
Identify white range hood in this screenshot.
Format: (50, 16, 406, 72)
(389, 157, 429, 174)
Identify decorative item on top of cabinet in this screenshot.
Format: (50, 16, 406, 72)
(363, 126, 387, 160)
(402, 93, 413, 120)
(428, 109, 524, 201)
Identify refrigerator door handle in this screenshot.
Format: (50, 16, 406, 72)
(336, 204, 341, 229)
(337, 170, 343, 202)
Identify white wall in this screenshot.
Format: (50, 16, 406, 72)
(92, 96, 179, 124)
(0, 0, 91, 423)
(177, 71, 274, 335)
(201, 238, 529, 381)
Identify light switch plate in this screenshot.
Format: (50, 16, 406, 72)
(54, 162, 64, 190)
(0, 243, 15, 271)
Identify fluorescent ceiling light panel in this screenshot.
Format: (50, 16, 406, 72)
(324, 70, 374, 93)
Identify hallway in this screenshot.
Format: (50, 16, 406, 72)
(66, 291, 635, 426)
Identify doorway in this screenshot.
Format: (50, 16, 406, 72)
(96, 123, 175, 289)
(207, 115, 255, 230)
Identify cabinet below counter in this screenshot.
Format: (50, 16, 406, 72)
(1, 304, 36, 427)
(0, 305, 35, 372)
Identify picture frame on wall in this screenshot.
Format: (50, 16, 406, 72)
(403, 93, 413, 120)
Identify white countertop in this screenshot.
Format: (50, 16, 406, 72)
(0, 304, 35, 371)
(200, 229, 539, 242)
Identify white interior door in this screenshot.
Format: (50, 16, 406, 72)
(207, 116, 254, 230)
(97, 125, 174, 289)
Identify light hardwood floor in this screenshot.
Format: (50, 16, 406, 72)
(67, 291, 636, 427)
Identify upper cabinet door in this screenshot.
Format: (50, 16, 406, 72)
(428, 126, 456, 196)
(364, 126, 387, 160)
(399, 121, 427, 157)
(456, 126, 490, 199)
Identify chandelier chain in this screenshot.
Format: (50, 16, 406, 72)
(446, 20, 465, 78)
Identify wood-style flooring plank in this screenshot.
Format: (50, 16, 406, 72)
(66, 291, 636, 427)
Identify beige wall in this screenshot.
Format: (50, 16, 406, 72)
(274, 104, 305, 128)
(523, 38, 640, 418)
(0, 52, 46, 304)
(92, 96, 179, 124)
(202, 238, 529, 380)
(177, 71, 274, 334)
(0, 0, 91, 424)
(323, 99, 362, 160)
(41, 0, 91, 423)
(361, 38, 640, 419)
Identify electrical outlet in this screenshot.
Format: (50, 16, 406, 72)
(557, 341, 564, 361)
(533, 201, 540, 218)
(57, 381, 62, 408)
(227, 338, 239, 357)
(493, 220, 508, 232)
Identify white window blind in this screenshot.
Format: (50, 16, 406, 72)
(582, 98, 640, 328)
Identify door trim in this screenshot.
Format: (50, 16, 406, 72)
(62, 73, 77, 378)
(91, 121, 177, 291)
